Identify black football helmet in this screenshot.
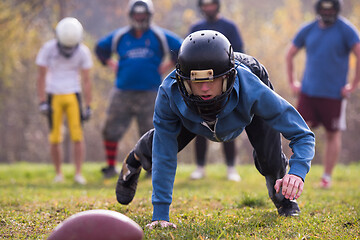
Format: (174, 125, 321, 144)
(176, 30, 236, 121)
(315, 0, 341, 25)
(128, 0, 154, 31)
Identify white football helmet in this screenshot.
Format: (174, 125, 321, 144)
(55, 17, 83, 57)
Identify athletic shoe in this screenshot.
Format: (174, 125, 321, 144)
(320, 176, 331, 189)
(190, 167, 205, 180)
(53, 174, 64, 183)
(74, 174, 87, 185)
(277, 199, 300, 217)
(116, 153, 141, 205)
(101, 165, 119, 179)
(227, 167, 241, 182)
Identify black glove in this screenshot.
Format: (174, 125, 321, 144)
(82, 106, 92, 121)
(39, 102, 49, 116)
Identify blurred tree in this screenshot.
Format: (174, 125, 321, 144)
(0, 0, 45, 162)
(0, 0, 359, 165)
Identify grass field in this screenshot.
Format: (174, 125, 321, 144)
(0, 162, 359, 239)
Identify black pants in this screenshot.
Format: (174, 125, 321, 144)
(132, 76, 288, 206)
(133, 116, 288, 207)
(134, 116, 287, 178)
(134, 77, 287, 180)
(133, 115, 288, 206)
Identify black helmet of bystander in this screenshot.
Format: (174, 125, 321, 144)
(198, 0, 220, 20)
(315, 0, 342, 25)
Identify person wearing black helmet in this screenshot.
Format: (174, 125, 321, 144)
(115, 30, 315, 228)
(95, 0, 182, 178)
(286, 0, 360, 189)
(188, 0, 245, 182)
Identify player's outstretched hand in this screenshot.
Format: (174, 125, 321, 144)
(274, 174, 304, 200)
(146, 221, 177, 230)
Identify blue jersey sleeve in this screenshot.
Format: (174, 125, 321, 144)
(293, 21, 316, 49)
(152, 84, 182, 221)
(340, 18, 360, 50)
(95, 31, 115, 65)
(238, 70, 315, 180)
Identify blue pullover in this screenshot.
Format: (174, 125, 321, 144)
(151, 62, 315, 221)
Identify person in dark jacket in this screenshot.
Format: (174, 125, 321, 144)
(188, 0, 245, 182)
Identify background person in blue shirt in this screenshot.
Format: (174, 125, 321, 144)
(286, 0, 360, 189)
(188, 0, 245, 182)
(116, 30, 315, 228)
(95, 0, 182, 178)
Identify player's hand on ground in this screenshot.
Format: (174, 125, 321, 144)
(146, 221, 177, 229)
(274, 174, 304, 200)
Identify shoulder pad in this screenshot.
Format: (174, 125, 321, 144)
(234, 52, 272, 89)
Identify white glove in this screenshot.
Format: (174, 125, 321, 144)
(82, 106, 92, 121)
(39, 102, 50, 116)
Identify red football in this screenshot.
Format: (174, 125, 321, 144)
(47, 209, 144, 240)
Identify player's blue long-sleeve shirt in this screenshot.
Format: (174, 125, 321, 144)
(151, 62, 315, 221)
(95, 26, 182, 91)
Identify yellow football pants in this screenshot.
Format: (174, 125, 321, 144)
(48, 93, 83, 143)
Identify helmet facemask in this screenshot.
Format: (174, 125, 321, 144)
(128, 0, 153, 31)
(176, 64, 236, 122)
(316, 0, 341, 26)
(57, 42, 79, 58)
(176, 30, 236, 121)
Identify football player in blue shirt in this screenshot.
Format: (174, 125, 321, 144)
(95, 0, 182, 178)
(117, 30, 315, 228)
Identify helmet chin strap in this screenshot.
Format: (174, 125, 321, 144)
(222, 77, 227, 92)
(184, 81, 192, 94)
